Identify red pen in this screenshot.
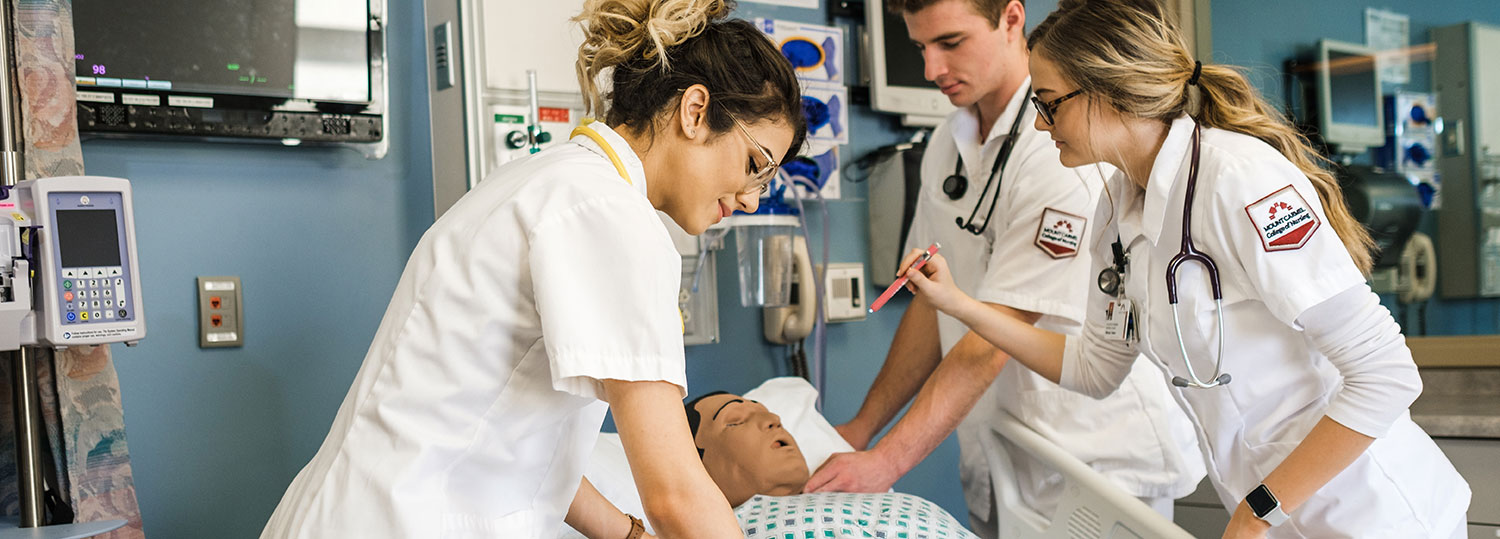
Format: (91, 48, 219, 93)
(868, 243, 941, 314)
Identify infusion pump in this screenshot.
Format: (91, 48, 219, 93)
(0, 176, 145, 350)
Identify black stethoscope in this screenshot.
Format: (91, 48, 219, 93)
(1098, 124, 1230, 389)
(944, 87, 1030, 236)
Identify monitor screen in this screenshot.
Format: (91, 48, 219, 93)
(73, 0, 371, 103)
(1327, 50, 1379, 127)
(56, 210, 122, 269)
(881, 9, 928, 89)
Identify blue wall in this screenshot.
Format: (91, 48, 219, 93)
(1211, 1, 1500, 335)
(74, 1, 1500, 538)
(80, 0, 434, 536)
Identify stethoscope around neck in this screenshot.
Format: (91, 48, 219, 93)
(945, 87, 1030, 236)
(1166, 124, 1230, 388)
(1101, 123, 1230, 389)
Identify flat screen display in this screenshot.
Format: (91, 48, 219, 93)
(881, 9, 928, 89)
(1327, 50, 1379, 127)
(56, 210, 122, 269)
(73, 0, 371, 103)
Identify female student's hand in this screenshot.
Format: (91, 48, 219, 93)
(897, 249, 973, 315)
(1221, 502, 1270, 539)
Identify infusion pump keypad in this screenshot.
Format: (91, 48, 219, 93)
(61, 267, 129, 324)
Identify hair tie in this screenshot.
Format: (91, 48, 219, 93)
(1187, 61, 1203, 86)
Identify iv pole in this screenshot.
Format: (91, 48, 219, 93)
(0, 2, 130, 534)
(0, 0, 45, 527)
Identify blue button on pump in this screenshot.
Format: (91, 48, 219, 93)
(66, 312, 76, 322)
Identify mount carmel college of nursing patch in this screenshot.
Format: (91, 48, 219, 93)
(1245, 185, 1320, 251)
(1035, 207, 1086, 258)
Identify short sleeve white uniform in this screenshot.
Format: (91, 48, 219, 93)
(261, 124, 686, 538)
(1061, 115, 1470, 537)
(904, 81, 1204, 521)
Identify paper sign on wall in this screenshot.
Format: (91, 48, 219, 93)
(1365, 8, 1410, 84)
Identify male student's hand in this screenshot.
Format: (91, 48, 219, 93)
(804, 450, 901, 494)
(834, 422, 872, 451)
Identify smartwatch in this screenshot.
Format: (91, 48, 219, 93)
(1244, 484, 1289, 527)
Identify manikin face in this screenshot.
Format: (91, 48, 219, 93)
(692, 393, 809, 507)
(903, 0, 1017, 107)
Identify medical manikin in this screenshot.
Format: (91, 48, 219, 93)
(687, 392, 979, 539)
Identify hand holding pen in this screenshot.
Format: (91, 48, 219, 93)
(887, 245, 971, 315)
(868, 244, 940, 313)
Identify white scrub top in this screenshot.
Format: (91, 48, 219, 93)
(261, 124, 687, 538)
(1063, 115, 1470, 537)
(905, 80, 1203, 519)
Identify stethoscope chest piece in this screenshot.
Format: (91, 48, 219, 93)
(1098, 267, 1122, 296)
(943, 173, 968, 200)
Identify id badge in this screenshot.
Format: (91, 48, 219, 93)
(1101, 298, 1136, 342)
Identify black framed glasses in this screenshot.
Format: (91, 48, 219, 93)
(1030, 89, 1084, 126)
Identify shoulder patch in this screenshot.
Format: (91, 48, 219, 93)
(1035, 207, 1087, 259)
(1245, 185, 1320, 252)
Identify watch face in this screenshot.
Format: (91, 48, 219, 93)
(1246, 484, 1280, 517)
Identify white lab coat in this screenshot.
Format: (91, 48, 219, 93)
(1061, 115, 1471, 537)
(905, 80, 1203, 521)
(261, 124, 687, 538)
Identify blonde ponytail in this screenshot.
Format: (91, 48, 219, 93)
(1030, 0, 1376, 273)
(1193, 67, 1375, 273)
(573, 0, 730, 117)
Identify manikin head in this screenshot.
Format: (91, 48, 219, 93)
(686, 391, 810, 506)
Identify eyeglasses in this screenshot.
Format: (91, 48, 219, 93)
(1030, 89, 1084, 126)
(725, 111, 779, 195)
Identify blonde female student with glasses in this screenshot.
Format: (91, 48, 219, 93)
(259, 1, 804, 537)
(892, 0, 1470, 537)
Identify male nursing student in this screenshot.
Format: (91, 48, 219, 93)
(805, 0, 1202, 535)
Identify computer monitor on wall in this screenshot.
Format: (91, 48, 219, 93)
(1318, 39, 1385, 154)
(866, 0, 953, 124)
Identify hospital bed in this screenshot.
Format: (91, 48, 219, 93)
(560, 377, 1196, 539)
(978, 409, 1194, 539)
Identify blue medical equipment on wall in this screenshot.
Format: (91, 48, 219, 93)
(802, 93, 844, 141)
(782, 148, 838, 191)
(779, 36, 838, 81)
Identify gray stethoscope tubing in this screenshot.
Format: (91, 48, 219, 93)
(1166, 124, 1231, 389)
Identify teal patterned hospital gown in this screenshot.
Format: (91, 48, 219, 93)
(735, 492, 979, 539)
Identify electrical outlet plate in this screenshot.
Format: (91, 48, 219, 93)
(198, 276, 244, 348)
(821, 263, 867, 322)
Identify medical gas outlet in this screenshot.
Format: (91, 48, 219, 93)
(198, 276, 244, 348)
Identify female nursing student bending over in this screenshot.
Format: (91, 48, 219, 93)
(892, 0, 1470, 537)
(259, 0, 805, 537)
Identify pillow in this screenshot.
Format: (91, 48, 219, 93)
(743, 376, 856, 474)
(561, 377, 854, 537)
